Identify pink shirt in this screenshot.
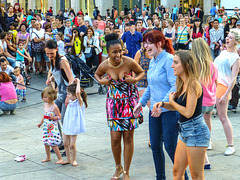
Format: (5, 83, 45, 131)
(16, 74, 26, 90)
(98, 21, 106, 31)
(0, 82, 17, 101)
(202, 62, 218, 106)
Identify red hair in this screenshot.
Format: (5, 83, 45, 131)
(13, 3, 22, 13)
(0, 72, 11, 83)
(143, 30, 174, 55)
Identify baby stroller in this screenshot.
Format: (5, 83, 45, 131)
(65, 54, 108, 94)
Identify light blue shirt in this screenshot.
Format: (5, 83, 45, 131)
(140, 50, 176, 112)
(173, 7, 178, 14)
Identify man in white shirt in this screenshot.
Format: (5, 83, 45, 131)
(139, 11, 148, 28)
(84, 12, 93, 26)
(0, 57, 14, 75)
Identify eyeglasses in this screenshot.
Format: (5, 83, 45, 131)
(110, 23, 114, 26)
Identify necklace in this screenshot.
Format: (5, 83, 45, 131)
(108, 58, 123, 69)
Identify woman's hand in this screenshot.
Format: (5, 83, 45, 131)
(73, 78, 80, 84)
(125, 74, 136, 83)
(219, 94, 227, 104)
(169, 92, 177, 103)
(133, 102, 142, 118)
(100, 74, 111, 85)
(46, 79, 51, 86)
(151, 103, 162, 117)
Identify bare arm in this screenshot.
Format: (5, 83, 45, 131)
(75, 78, 83, 107)
(60, 59, 74, 84)
(94, 61, 111, 85)
(169, 81, 202, 118)
(16, 49, 29, 59)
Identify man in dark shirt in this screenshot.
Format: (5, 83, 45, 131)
(124, 4, 129, 15)
(56, 10, 65, 24)
(121, 21, 143, 59)
(56, 17, 65, 34)
(77, 15, 87, 37)
(153, 17, 162, 32)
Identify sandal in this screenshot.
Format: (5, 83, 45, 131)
(111, 164, 123, 180)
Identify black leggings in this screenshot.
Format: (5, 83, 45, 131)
(86, 54, 99, 68)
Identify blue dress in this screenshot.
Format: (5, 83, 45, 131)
(62, 99, 86, 135)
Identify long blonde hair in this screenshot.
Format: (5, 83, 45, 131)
(175, 50, 199, 99)
(191, 38, 212, 86)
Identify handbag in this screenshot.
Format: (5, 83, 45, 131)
(214, 38, 222, 57)
(85, 47, 96, 59)
(31, 32, 45, 54)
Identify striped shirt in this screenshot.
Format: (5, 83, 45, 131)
(177, 26, 188, 44)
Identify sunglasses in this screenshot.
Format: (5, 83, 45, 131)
(110, 23, 114, 26)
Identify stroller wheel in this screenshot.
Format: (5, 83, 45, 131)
(102, 85, 108, 94)
(98, 86, 103, 94)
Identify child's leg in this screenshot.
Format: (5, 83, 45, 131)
(42, 145, 51, 163)
(52, 146, 63, 164)
(62, 133, 71, 164)
(70, 135, 78, 166)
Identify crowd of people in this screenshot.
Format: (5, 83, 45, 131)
(0, 2, 240, 180)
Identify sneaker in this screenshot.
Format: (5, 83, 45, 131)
(10, 110, 16, 115)
(224, 147, 235, 156)
(61, 151, 66, 156)
(21, 98, 26, 102)
(3, 111, 9, 115)
(228, 105, 234, 110)
(50, 149, 55, 153)
(204, 164, 211, 170)
(0, 109, 3, 116)
(207, 141, 212, 150)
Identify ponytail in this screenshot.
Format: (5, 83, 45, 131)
(164, 39, 174, 55)
(81, 89, 88, 108)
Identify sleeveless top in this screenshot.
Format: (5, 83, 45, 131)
(192, 31, 203, 39)
(164, 28, 174, 38)
(136, 50, 151, 88)
(51, 57, 69, 103)
(176, 91, 203, 123)
(16, 48, 25, 62)
(177, 26, 188, 44)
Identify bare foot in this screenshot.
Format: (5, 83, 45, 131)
(60, 160, 71, 165)
(41, 158, 51, 163)
(55, 159, 64, 164)
(72, 161, 78, 166)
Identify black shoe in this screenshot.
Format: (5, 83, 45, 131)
(50, 149, 55, 153)
(61, 151, 66, 156)
(21, 98, 26, 102)
(59, 146, 65, 150)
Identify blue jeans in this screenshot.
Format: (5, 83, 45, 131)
(149, 111, 179, 180)
(7, 57, 16, 68)
(0, 101, 18, 111)
(172, 14, 177, 21)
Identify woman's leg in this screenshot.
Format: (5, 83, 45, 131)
(149, 111, 165, 180)
(203, 113, 212, 133)
(216, 98, 233, 145)
(110, 131, 123, 178)
(62, 133, 71, 164)
(173, 140, 188, 180)
(187, 146, 207, 180)
(69, 135, 78, 166)
(122, 129, 134, 179)
(42, 145, 51, 163)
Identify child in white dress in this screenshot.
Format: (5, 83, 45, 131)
(61, 78, 87, 166)
(37, 87, 63, 164)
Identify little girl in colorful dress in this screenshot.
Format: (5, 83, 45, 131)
(61, 78, 87, 166)
(37, 86, 63, 164)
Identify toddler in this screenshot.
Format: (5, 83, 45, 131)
(61, 78, 87, 166)
(14, 67, 26, 102)
(56, 32, 65, 55)
(37, 87, 63, 164)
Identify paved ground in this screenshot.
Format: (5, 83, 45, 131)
(0, 74, 240, 180)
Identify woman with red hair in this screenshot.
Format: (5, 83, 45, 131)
(134, 30, 188, 179)
(0, 72, 18, 115)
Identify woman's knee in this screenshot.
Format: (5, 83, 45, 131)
(172, 165, 185, 178)
(70, 144, 76, 150)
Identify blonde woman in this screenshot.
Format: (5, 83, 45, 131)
(152, 50, 210, 179)
(214, 28, 240, 155)
(192, 38, 218, 169)
(163, 19, 175, 45)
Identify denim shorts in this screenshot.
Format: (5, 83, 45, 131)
(35, 53, 50, 62)
(179, 115, 210, 147)
(202, 105, 214, 114)
(0, 101, 18, 111)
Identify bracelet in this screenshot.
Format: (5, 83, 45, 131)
(161, 101, 164, 107)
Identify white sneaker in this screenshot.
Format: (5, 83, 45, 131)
(224, 147, 235, 156)
(0, 109, 3, 116)
(207, 141, 212, 150)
